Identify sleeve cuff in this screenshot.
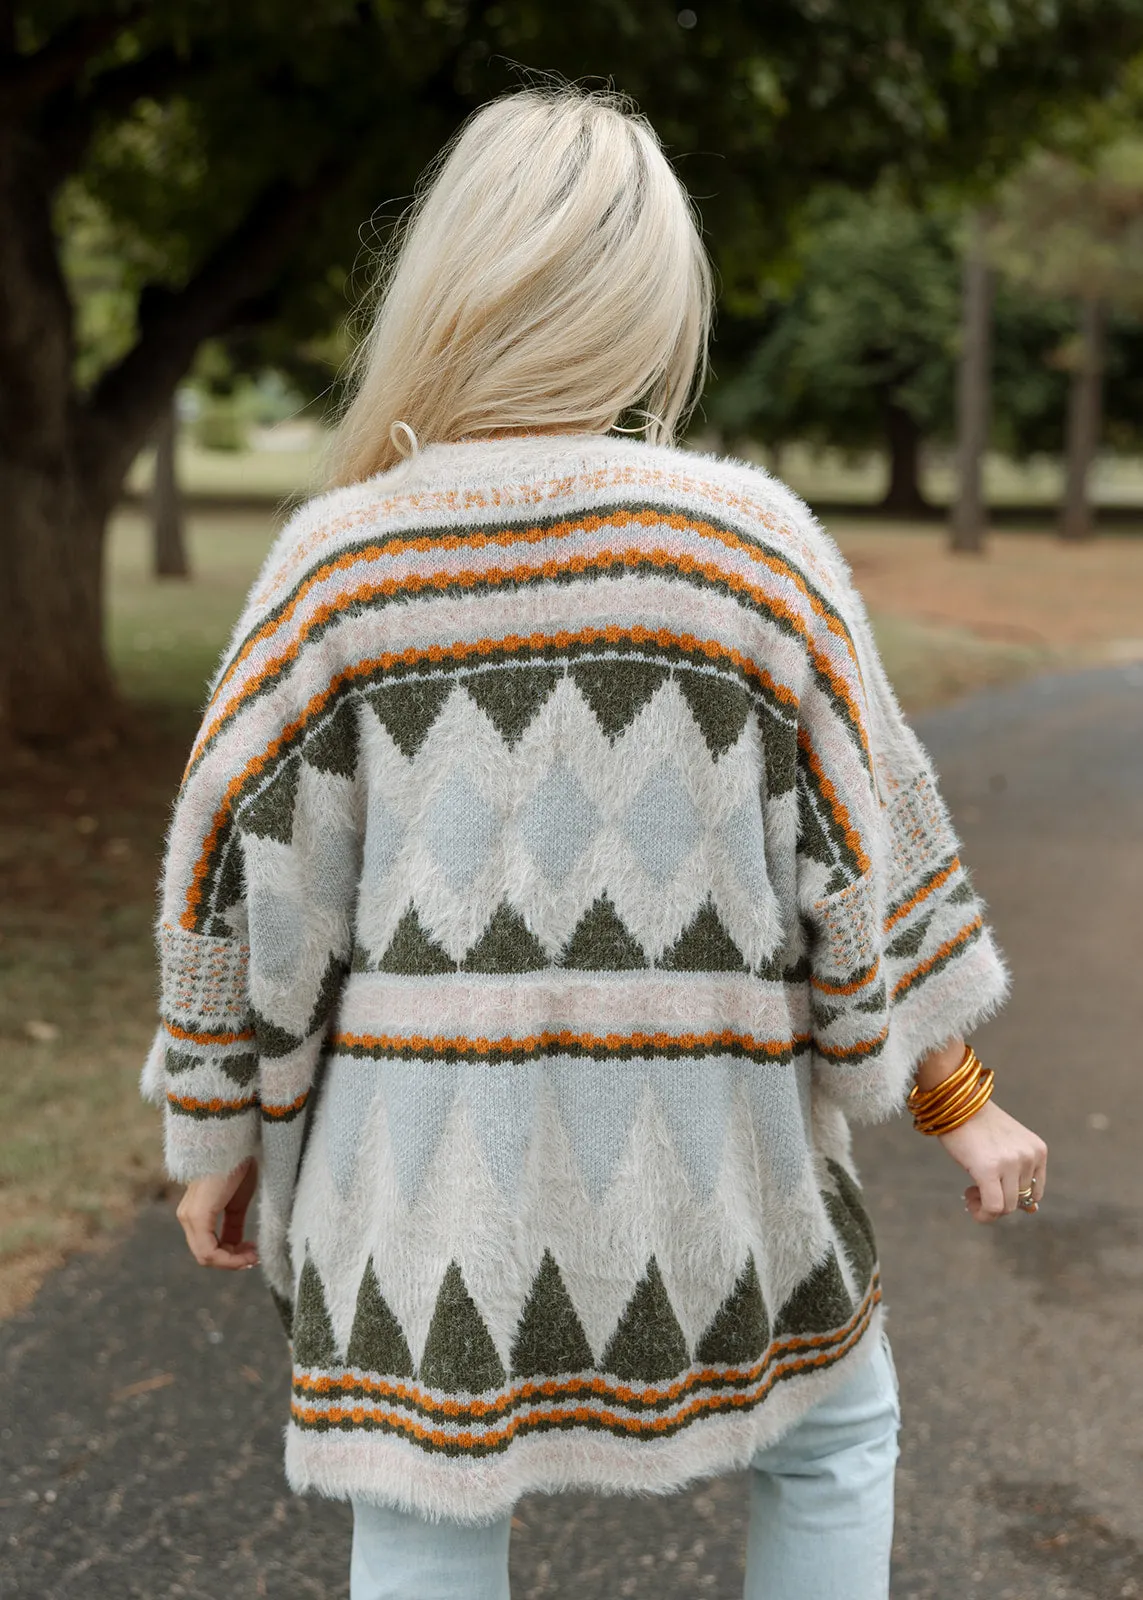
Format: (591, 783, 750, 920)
(814, 928, 1010, 1125)
(162, 1101, 261, 1182)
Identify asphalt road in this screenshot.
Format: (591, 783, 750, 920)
(2, 664, 1141, 1600)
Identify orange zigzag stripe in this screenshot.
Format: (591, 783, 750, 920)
(180, 622, 851, 930)
(289, 1288, 881, 1447)
(293, 1277, 881, 1420)
(331, 1027, 813, 1059)
(194, 506, 862, 767)
(883, 857, 961, 932)
(164, 1020, 256, 1047)
(892, 917, 983, 1000)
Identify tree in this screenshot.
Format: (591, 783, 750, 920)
(989, 141, 1143, 538)
(708, 192, 962, 512)
(150, 397, 186, 578)
(6, 0, 1143, 742)
(949, 210, 994, 554)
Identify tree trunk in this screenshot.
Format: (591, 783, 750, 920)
(152, 400, 189, 578)
(0, 131, 119, 745)
(1059, 296, 1105, 542)
(878, 400, 929, 514)
(949, 211, 993, 554)
(0, 465, 116, 745)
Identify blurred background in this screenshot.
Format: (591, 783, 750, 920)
(2, 5, 1143, 1597)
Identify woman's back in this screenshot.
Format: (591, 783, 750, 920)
(152, 92, 1044, 1594)
(150, 432, 1005, 1517)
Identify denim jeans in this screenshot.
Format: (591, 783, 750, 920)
(350, 1334, 900, 1600)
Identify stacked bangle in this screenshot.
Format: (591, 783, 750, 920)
(907, 1044, 995, 1135)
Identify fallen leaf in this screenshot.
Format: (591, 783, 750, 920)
(111, 1373, 175, 1402)
(23, 1020, 60, 1044)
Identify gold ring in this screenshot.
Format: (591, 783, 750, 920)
(1017, 1186, 1038, 1213)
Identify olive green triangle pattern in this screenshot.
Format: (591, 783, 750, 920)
(212, 842, 245, 917)
(366, 679, 453, 760)
(601, 1257, 690, 1383)
(658, 898, 748, 973)
(346, 1259, 415, 1376)
(762, 723, 797, 798)
(461, 903, 549, 973)
(461, 665, 561, 747)
(773, 1249, 853, 1340)
(569, 659, 668, 739)
(251, 1009, 305, 1060)
(292, 1254, 339, 1368)
(419, 1262, 507, 1394)
(947, 877, 976, 906)
(376, 905, 457, 974)
(695, 1256, 770, 1366)
(303, 696, 360, 779)
(561, 895, 648, 971)
(308, 952, 348, 1033)
(240, 757, 301, 844)
(824, 1160, 878, 1287)
(218, 1052, 258, 1087)
(797, 781, 835, 868)
(886, 913, 933, 961)
(673, 668, 752, 759)
(510, 1250, 595, 1378)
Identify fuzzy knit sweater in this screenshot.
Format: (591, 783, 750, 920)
(143, 433, 1008, 1520)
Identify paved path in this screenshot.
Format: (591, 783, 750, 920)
(2, 665, 1141, 1600)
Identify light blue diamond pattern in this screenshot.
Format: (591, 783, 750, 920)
(458, 1060, 541, 1196)
(363, 789, 406, 886)
(517, 763, 600, 883)
(324, 1057, 384, 1198)
(549, 1058, 643, 1201)
(423, 769, 501, 891)
(380, 1061, 460, 1204)
(718, 795, 773, 903)
(624, 762, 703, 884)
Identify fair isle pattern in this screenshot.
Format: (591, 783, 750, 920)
(145, 435, 1008, 1518)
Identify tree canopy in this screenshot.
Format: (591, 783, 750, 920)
(7, 0, 1143, 740)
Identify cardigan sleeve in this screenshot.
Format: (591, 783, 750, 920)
(142, 664, 364, 1181)
(795, 580, 1010, 1124)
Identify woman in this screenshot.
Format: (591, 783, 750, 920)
(145, 88, 1047, 1599)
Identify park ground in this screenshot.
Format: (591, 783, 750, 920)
(1, 468, 1142, 1321)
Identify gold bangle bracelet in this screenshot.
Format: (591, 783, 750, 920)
(919, 1068, 985, 1123)
(913, 1069, 995, 1135)
(907, 1045, 979, 1117)
(914, 1078, 992, 1133)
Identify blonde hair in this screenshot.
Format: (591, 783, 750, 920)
(324, 87, 713, 486)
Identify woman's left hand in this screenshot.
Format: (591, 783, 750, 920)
(176, 1158, 259, 1269)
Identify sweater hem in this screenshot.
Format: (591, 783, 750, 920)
(282, 1304, 882, 1523)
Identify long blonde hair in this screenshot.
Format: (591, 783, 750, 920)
(325, 87, 713, 485)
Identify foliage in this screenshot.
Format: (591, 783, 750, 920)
(708, 192, 961, 450)
(988, 140, 1143, 308)
(25, 0, 1143, 410)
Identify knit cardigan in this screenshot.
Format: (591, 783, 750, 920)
(143, 433, 1008, 1521)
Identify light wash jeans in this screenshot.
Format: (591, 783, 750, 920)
(350, 1333, 900, 1600)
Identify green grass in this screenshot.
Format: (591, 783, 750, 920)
(107, 506, 278, 708)
(125, 436, 326, 503)
(126, 431, 1143, 514)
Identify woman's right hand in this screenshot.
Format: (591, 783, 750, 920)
(936, 1099, 1048, 1222)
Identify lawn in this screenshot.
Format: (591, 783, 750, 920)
(1, 484, 1139, 1317)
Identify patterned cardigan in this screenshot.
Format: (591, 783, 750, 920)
(143, 433, 1008, 1520)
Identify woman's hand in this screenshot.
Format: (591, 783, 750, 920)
(176, 1158, 259, 1269)
(937, 1101, 1048, 1223)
